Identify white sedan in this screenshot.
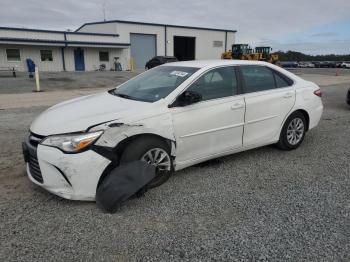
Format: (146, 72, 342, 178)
(341, 62, 350, 68)
(23, 60, 323, 201)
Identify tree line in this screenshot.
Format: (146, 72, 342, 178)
(274, 51, 350, 62)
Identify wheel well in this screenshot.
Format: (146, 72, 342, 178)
(114, 133, 172, 162)
(294, 109, 310, 131)
(96, 134, 172, 188)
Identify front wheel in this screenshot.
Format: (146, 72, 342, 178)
(120, 136, 172, 188)
(277, 112, 306, 150)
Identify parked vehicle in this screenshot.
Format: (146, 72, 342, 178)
(145, 56, 178, 69)
(23, 60, 323, 201)
(341, 62, 350, 69)
(336, 62, 344, 68)
(312, 61, 321, 68)
(278, 61, 299, 68)
(347, 88, 350, 105)
(319, 61, 337, 68)
(298, 62, 315, 68)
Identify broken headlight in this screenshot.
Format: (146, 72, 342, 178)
(41, 131, 103, 153)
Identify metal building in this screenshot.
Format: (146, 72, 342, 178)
(0, 20, 236, 72)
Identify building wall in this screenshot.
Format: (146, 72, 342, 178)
(166, 27, 235, 59)
(226, 32, 236, 51)
(0, 44, 129, 72)
(63, 47, 129, 71)
(79, 23, 166, 56)
(0, 44, 63, 71)
(78, 22, 236, 62)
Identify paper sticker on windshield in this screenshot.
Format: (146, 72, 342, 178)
(170, 71, 189, 77)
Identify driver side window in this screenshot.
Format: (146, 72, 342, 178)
(186, 66, 237, 101)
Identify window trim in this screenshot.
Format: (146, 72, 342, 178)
(170, 65, 242, 107)
(239, 65, 294, 94)
(40, 49, 53, 62)
(99, 51, 109, 62)
(6, 48, 21, 62)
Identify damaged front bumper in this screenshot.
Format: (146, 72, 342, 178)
(23, 135, 111, 201)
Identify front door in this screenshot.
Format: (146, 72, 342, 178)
(170, 66, 245, 164)
(240, 65, 295, 146)
(74, 48, 85, 71)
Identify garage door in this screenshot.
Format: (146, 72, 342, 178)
(130, 33, 156, 69)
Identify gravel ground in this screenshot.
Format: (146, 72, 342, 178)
(0, 70, 349, 261)
(0, 71, 138, 94)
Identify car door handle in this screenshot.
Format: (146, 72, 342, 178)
(231, 103, 244, 110)
(283, 92, 294, 98)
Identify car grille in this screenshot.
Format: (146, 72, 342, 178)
(27, 133, 45, 183)
(29, 152, 43, 183)
(29, 133, 45, 147)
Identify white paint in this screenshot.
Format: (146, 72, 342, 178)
(34, 66, 40, 92)
(27, 60, 323, 201)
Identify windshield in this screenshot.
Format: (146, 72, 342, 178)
(111, 66, 199, 102)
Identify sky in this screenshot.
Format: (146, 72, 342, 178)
(1, 0, 350, 55)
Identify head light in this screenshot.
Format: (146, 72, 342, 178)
(41, 131, 103, 153)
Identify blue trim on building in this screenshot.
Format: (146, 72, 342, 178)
(0, 37, 130, 47)
(0, 26, 119, 37)
(76, 19, 237, 33)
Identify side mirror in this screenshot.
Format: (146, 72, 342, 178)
(171, 90, 202, 107)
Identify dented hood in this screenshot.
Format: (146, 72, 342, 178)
(30, 92, 152, 136)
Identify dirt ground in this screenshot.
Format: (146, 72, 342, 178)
(0, 68, 349, 261)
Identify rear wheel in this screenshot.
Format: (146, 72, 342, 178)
(120, 136, 172, 188)
(277, 112, 306, 150)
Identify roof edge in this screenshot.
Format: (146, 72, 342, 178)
(0, 27, 119, 37)
(75, 19, 237, 33)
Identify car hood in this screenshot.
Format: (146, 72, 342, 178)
(30, 91, 153, 136)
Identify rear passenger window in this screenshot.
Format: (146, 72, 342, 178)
(187, 66, 237, 101)
(241, 66, 275, 93)
(274, 73, 290, 88)
(272, 70, 293, 88)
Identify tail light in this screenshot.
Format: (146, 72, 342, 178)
(313, 89, 322, 97)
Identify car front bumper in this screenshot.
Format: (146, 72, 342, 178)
(23, 135, 111, 201)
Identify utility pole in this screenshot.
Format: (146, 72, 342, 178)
(102, 3, 106, 21)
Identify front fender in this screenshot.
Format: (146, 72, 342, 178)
(91, 113, 176, 150)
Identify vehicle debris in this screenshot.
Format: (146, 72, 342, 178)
(96, 161, 156, 213)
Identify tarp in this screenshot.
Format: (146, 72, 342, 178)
(96, 161, 156, 213)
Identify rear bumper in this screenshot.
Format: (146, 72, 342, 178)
(308, 103, 323, 130)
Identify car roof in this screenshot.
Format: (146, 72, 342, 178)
(162, 59, 273, 69)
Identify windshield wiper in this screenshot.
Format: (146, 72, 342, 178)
(113, 92, 136, 100)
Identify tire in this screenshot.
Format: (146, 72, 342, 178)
(277, 112, 306, 150)
(120, 136, 173, 188)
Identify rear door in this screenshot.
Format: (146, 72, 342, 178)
(240, 65, 295, 146)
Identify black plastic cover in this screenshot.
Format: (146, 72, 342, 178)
(96, 161, 156, 213)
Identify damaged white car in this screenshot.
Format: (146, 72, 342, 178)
(23, 60, 323, 201)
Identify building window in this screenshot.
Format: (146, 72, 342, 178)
(213, 41, 223, 48)
(40, 50, 53, 61)
(99, 51, 109, 62)
(6, 49, 21, 61)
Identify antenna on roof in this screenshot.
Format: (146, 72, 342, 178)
(102, 3, 106, 21)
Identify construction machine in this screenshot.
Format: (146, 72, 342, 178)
(254, 46, 279, 64)
(221, 45, 279, 64)
(221, 44, 254, 60)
